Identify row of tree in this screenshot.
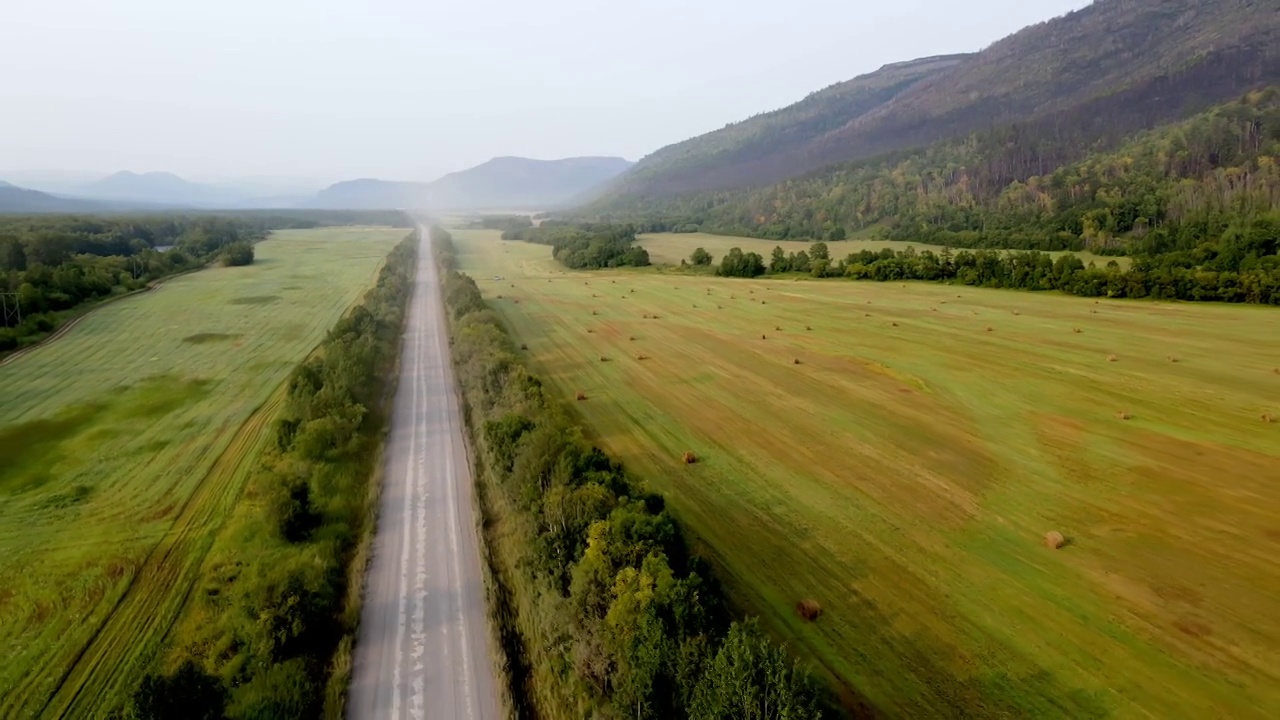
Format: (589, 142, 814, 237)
(434, 225, 827, 719)
(132, 233, 419, 719)
(698, 238, 1280, 304)
(504, 221, 651, 269)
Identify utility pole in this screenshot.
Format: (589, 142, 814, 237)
(1, 292, 19, 328)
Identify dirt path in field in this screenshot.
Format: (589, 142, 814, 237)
(0, 282, 166, 369)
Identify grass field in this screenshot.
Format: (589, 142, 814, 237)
(638, 231, 1132, 270)
(454, 228, 1280, 719)
(0, 226, 402, 718)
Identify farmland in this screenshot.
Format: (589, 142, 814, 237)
(0, 226, 402, 718)
(637, 231, 1132, 269)
(453, 227, 1280, 719)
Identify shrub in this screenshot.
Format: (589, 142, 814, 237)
(221, 241, 255, 267)
(133, 661, 227, 720)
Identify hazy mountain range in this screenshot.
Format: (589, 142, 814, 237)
(0, 156, 634, 213)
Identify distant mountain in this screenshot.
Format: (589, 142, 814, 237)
(311, 156, 634, 210)
(597, 0, 1280, 205)
(0, 182, 104, 213)
(76, 171, 250, 207)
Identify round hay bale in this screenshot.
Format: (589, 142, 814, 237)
(986, 326, 994, 332)
(575, 391, 587, 401)
(1262, 413, 1275, 424)
(891, 322, 899, 327)
(1168, 355, 1179, 363)
(628, 336, 636, 341)
(1044, 531, 1065, 550)
(796, 599, 823, 621)
(1116, 410, 1131, 420)
(520, 343, 528, 350)
(793, 358, 801, 365)
(761, 334, 767, 340)
(775, 325, 782, 331)
(1012, 310, 1021, 316)
(681, 451, 697, 465)
(598, 355, 609, 362)
(1073, 328, 1083, 334)
(1107, 354, 1119, 362)
(586, 329, 595, 334)
(496, 294, 503, 299)
(806, 325, 813, 331)
(592, 310, 598, 316)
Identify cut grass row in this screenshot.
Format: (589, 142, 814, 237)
(454, 228, 1280, 719)
(0, 227, 403, 718)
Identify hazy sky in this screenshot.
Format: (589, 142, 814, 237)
(2, 0, 1091, 185)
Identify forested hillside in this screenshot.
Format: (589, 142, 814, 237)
(606, 55, 969, 197)
(616, 89, 1280, 254)
(596, 0, 1279, 204)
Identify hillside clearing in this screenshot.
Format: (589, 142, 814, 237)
(0, 226, 402, 718)
(455, 227, 1280, 719)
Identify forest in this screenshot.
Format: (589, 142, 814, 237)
(504, 221, 650, 269)
(0, 211, 409, 352)
(603, 90, 1280, 254)
(435, 226, 827, 719)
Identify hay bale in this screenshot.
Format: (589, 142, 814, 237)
(681, 451, 697, 465)
(761, 300, 767, 305)
(761, 334, 767, 340)
(1073, 328, 1083, 334)
(598, 355, 609, 362)
(586, 329, 595, 334)
(1107, 354, 1119, 362)
(575, 391, 587, 401)
(637, 354, 649, 361)
(513, 299, 520, 304)
(1167, 355, 1179, 363)
(629, 335, 636, 341)
(775, 325, 782, 331)
(643, 313, 650, 319)
(891, 322, 899, 327)
(520, 343, 528, 350)
(1116, 410, 1131, 420)
(1012, 310, 1021, 316)
(1044, 531, 1066, 550)
(1262, 413, 1275, 424)
(592, 310, 598, 316)
(796, 599, 823, 621)
(793, 358, 801, 365)
(986, 326, 994, 332)
(805, 325, 812, 331)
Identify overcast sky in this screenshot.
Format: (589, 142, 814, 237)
(1, 0, 1091, 186)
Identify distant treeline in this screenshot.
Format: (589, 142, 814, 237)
(502, 221, 650, 269)
(132, 233, 417, 719)
(469, 214, 534, 234)
(434, 225, 827, 719)
(587, 89, 1280, 257)
(0, 210, 411, 352)
(701, 235, 1280, 303)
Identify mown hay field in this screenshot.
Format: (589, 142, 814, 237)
(0, 226, 402, 718)
(454, 227, 1280, 719)
(638, 231, 1132, 269)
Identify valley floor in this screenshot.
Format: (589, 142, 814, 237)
(454, 227, 1280, 719)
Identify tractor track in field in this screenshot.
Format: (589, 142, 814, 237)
(30, 387, 285, 719)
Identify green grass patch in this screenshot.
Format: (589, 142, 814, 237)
(455, 227, 1280, 719)
(0, 226, 403, 718)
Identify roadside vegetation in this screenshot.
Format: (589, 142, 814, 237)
(144, 232, 418, 719)
(435, 226, 827, 719)
(451, 227, 1280, 718)
(503, 221, 651, 269)
(0, 226, 404, 718)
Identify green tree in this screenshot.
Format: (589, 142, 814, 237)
(809, 242, 829, 261)
(769, 246, 789, 273)
(690, 247, 713, 266)
(690, 619, 821, 720)
(221, 241, 255, 267)
(133, 660, 228, 720)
